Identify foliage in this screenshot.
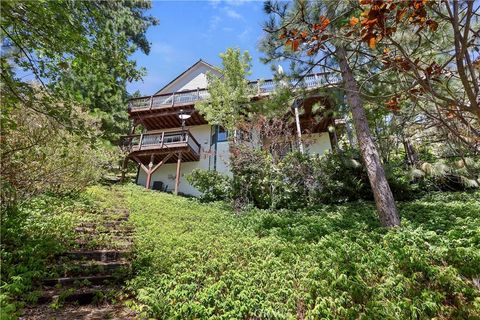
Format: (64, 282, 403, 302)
(0, 103, 116, 207)
(121, 184, 480, 319)
(195, 48, 254, 133)
(229, 147, 420, 209)
(1, 0, 157, 141)
(186, 169, 232, 202)
(0, 193, 89, 318)
(230, 144, 274, 209)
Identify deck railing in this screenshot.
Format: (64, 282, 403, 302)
(122, 130, 201, 156)
(128, 72, 338, 111)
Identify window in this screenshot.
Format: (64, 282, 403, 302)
(211, 125, 228, 145)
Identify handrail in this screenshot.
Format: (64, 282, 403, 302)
(128, 72, 338, 111)
(122, 130, 201, 156)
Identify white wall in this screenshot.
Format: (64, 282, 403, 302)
(136, 124, 231, 196)
(303, 132, 332, 156)
(157, 63, 221, 94)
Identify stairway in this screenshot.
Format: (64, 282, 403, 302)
(20, 204, 136, 319)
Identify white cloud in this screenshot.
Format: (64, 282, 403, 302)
(225, 8, 243, 20)
(209, 15, 222, 32)
(238, 27, 251, 41)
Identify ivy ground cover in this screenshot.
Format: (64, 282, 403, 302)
(120, 185, 480, 319)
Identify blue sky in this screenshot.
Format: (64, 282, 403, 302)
(128, 0, 275, 96)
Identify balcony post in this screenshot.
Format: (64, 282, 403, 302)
(160, 131, 165, 149)
(174, 152, 182, 195)
(145, 155, 154, 189)
(138, 133, 144, 151)
(257, 79, 260, 95)
(197, 87, 200, 99)
(149, 95, 154, 110)
(171, 92, 175, 107)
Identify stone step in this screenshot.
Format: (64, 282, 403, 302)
(42, 275, 117, 287)
(79, 220, 132, 229)
(74, 226, 134, 235)
(64, 250, 129, 262)
(73, 239, 132, 251)
(48, 260, 130, 278)
(36, 284, 120, 305)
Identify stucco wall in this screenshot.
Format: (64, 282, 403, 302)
(303, 132, 332, 156)
(136, 124, 231, 196)
(157, 64, 221, 94)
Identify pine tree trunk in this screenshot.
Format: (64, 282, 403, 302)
(336, 45, 400, 227)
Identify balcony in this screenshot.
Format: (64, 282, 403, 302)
(122, 129, 201, 164)
(127, 72, 337, 112)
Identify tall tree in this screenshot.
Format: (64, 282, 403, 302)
(1, 0, 158, 141)
(196, 48, 254, 134)
(262, 0, 400, 227)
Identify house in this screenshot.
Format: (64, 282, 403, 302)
(122, 60, 338, 196)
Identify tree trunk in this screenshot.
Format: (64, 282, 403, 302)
(336, 45, 400, 227)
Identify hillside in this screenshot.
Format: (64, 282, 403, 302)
(3, 185, 479, 319)
(121, 185, 480, 319)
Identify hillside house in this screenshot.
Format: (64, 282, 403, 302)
(122, 60, 339, 196)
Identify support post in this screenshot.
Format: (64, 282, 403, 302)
(293, 99, 304, 153)
(174, 152, 182, 195)
(145, 155, 154, 189)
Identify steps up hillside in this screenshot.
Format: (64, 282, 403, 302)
(20, 189, 137, 319)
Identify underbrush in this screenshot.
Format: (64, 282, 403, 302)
(0, 191, 101, 318)
(123, 184, 480, 319)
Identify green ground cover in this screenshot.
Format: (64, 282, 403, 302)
(2, 185, 479, 319)
(120, 184, 480, 319)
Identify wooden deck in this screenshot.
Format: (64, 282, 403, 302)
(122, 129, 201, 165)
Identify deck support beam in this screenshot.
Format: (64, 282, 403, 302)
(132, 154, 173, 190)
(174, 152, 182, 195)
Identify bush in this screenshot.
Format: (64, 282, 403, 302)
(230, 145, 274, 209)
(186, 169, 232, 202)
(229, 147, 420, 209)
(0, 104, 108, 207)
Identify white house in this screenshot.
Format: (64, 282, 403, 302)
(124, 60, 336, 196)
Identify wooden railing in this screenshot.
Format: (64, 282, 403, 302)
(122, 129, 201, 156)
(128, 72, 338, 111)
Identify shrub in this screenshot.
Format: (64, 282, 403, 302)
(230, 145, 274, 209)
(186, 169, 232, 202)
(0, 104, 108, 207)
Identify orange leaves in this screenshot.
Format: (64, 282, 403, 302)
(385, 97, 400, 112)
(425, 19, 438, 31)
(313, 16, 330, 32)
(352, 0, 438, 50)
(280, 15, 330, 54)
(350, 16, 359, 27)
(286, 39, 300, 51)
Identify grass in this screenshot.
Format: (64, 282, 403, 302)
(116, 184, 480, 319)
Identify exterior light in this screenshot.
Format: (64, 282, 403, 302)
(178, 109, 192, 121)
(178, 109, 192, 133)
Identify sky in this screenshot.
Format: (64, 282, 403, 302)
(127, 0, 276, 96)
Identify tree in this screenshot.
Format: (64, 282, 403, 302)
(350, 0, 479, 182)
(195, 48, 254, 133)
(1, 0, 158, 141)
(262, 0, 400, 227)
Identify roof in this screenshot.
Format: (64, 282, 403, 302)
(154, 59, 221, 95)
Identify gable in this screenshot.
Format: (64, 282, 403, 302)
(155, 60, 221, 95)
